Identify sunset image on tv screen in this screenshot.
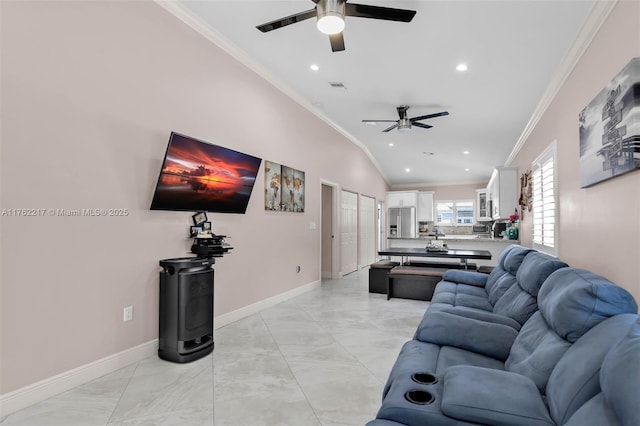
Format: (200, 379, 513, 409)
(150, 133, 262, 213)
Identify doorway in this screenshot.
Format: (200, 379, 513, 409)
(321, 182, 338, 279)
(341, 190, 358, 275)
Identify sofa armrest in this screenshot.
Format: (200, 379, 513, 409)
(414, 311, 517, 360)
(441, 366, 553, 426)
(437, 306, 522, 331)
(442, 270, 488, 287)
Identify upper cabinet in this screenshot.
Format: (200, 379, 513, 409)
(417, 191, 434, 222)
(386, 191, 418, 208)
(487, 167, 518, 220)
(476, 189, 491, 221)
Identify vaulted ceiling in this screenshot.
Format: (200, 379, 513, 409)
(168, 0, 596, 186)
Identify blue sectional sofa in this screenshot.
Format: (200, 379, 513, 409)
(368, 246, 638, 426)
(416, 245, 568, 340)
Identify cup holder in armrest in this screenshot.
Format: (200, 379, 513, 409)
(404, 390, 435, 405)
(411, 372, 438, 385)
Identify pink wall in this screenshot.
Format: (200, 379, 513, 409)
(509, 1, 640, 304)
(0, 1, 387, 393)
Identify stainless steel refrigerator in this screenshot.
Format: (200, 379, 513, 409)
(388, 207, 416, 238)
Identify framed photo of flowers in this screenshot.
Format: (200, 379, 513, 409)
(264, 160, 305, 212)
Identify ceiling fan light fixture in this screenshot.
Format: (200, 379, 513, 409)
(317, 15, 345, 34)
(397, 118, 411, 132)
(317, 0, 346, 35)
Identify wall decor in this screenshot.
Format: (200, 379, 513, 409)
(265, 161, 281, 211)
(265, 161, 305, 212)
(579, 57, 640, 188)
(192, 211, 208, 225)
(518, 170, 532, 219)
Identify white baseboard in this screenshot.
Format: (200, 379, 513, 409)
(1, 280, 321, 416)
(214, 279, 321, 329)
(0, 340, 158, 416)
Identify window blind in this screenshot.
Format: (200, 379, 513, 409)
(532, 143, 557, 254)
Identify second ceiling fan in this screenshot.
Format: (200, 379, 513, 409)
(363, 105, 450, 132)
(256, 0, 416, 52)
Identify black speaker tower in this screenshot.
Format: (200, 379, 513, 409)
(158, 257, 215, 363)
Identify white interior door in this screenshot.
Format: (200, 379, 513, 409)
(359, 195, 375, 268)
(341, 190, 358, 275)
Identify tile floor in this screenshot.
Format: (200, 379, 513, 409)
(1, 270, 430, 426)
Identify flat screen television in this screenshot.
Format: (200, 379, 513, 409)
(150, 132, 262, 214)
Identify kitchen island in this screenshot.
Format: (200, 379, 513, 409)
(385, 235, 518, 267)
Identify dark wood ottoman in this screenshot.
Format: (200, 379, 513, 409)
(387, 266, 444, 301)
(369, 260, 400, 294)
(478, 265, 494, 274)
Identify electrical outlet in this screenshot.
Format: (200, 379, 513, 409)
(123, 306, 133, 322)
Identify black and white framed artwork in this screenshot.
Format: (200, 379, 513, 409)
(579, 57, 640, 188)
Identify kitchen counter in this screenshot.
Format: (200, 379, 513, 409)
(388, 235, 519, 243)
(385, 235, 520, 267)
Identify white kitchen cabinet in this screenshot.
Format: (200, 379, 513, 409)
(386, 191, 418, 208)
(487, 167, 518, 220)
(476, 189, 491, 221)
(417, 191, 434, 222)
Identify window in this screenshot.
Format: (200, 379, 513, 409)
(436, 200, 474, 225)
(532, 141, 557, 255)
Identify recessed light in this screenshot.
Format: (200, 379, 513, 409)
(310, 64, 319, 71)
(464, 168, 470, 172)
(463, 150, 470, 154)
(423, 152, 435, 155)
(389, 143, 394, 147)
(405, 168, 411, 173)
(456, 63, 468, 72)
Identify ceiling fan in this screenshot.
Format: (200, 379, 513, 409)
(256, 0, 416, 52)
(363, 105, 450, 132)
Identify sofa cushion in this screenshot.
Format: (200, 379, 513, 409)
(452, 284, 489, 298)
(429, 290, 493, 311)
(434, 305, 522, 330)
(491, 251, 568, 325)
(440, 270, 488, 288)
(546, 314, 638, 425)
(600, 317, 640, 426)
(436, 346, 505, 373)
(501, 244, 532, 275)
(516, 252, 568, 297)
(504, 311, 571, 392)
(441, 366, 553, 426)
(414, 311, 518, 360)
(563, 316, 640, 426)
(484, 245, 532, 303)
(538, 268, 638, 343)
(506, 268, 638, 394)
(563, 393, 620, 426)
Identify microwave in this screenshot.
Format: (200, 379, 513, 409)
(472, 224, 490, 234)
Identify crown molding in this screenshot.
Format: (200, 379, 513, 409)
(504, 0, 618, 166)
(153, 0, 390, 184)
